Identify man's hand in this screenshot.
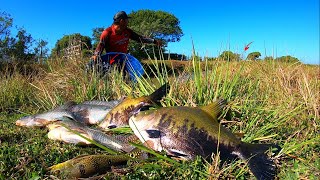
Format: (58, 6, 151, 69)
(154, 39, 163, 47)
(91, 55, 98, 61)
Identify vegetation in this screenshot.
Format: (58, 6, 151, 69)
(247, 51, 261, 60)
(50, 33, 92, 59)
(0, 12, 48, 63)
(0, 55, 319, 179)
(219, 51, 241, 61)
(128, 9, 183, 59)
(275, 55, 301, 63)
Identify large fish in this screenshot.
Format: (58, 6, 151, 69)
(48, 154, 130, 178)
(129, 99, 280, 180)
(47, 117, 136, 153)
(15, 100, 120, 127)
(99, 83, 170, 129)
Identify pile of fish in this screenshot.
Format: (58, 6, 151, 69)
(15, 83, 280, 180)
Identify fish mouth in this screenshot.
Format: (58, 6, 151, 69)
(131, 102, 153, 116)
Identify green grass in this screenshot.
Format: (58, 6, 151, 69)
(0, 57, 319, 179)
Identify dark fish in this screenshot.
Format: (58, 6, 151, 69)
(48, 154, 130, 178)
(99, 83, 170, 129)
(129, 99, 280, 180)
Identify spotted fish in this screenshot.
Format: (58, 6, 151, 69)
(48, 154, 130, 178)
(99, 83, 170, 129)
(129, 99, 280, 180)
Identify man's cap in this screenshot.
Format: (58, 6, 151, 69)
(113, 11, 130, 22)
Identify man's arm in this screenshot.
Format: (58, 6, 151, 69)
(129, 29, 162, 46)
(92, 29, 109, 60)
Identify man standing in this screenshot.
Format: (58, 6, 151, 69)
(91, 11, 162, 81)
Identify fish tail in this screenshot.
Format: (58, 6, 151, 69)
(148, 82, 170, 104)
(239, 142, 280, 180)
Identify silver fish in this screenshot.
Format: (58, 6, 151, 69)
(16, 100, 120, 127)
(15, 110, 74, 127)
(81, 100, 120, 107)
(70, 103, 118, 125)
(48, 117, 136, 153)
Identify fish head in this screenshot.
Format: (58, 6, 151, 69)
(99, 83, 170, 130)
(129, 108, 194, 160)
(129, 109, 166, 152)
(99, 97, 152, 129)
(15, 115, 49, 127)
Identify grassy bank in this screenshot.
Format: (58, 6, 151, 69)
(0, 58, 319, 179)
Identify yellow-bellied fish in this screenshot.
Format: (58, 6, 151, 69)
(99, 83, 170, 129)
(129, 99, 280, 180)
(48, 154, 130, 178)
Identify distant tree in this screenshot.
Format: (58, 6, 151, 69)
(0, 12, 13, 41)
(0, 12, 49, 63)
(92, 27, 105, 48)
(264, 56, 274, 61)
(0, 12, 14, 61)
(8, 28, 35, 61)
(204, 56, 217, 61)
(128, 10, 183, 59)
(34, 39, 49, 64)
(276, 55, 300, 63)
(219, 51, 241, 61)
(51, 33, 92, 58)
(247, 52, 261, 60)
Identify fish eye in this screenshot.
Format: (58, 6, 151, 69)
(146, 129, 164, 138)
(108, 125, 117, 129)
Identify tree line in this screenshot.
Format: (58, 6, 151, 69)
(0, 10, 300, 64)
(206, 51, 300, 63)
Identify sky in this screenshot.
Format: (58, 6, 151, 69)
(1, 0, 319, 65)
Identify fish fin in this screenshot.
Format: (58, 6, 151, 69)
(54, 101, 77, 111)
(200, 98, 227, 119)
(147, 82, 170, 104)
(239, 142, 280, 180)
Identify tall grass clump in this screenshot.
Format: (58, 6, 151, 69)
(0, 63, 44, 113)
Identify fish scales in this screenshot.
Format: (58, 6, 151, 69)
(49, 154, 129, 178)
